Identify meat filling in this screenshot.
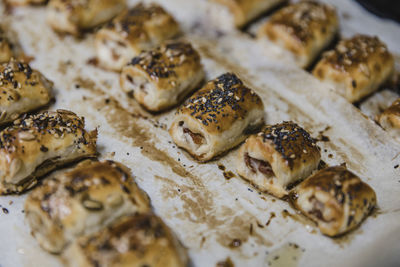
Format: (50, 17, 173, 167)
(244, 153, 274, 177)
(309, 196, 332, 223)
(183, 128, 205, 145)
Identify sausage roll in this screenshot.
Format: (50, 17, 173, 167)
(47, 0, 126, 35)
(169, 72, 264, 162)
(378, 98, 400, 135)
(290, 166, 376, 237)
(5, 0, 47, 6)
(236, 121, 320, 198)
(63, 213, 188, 267)
(0, 109, 97, 194)
(0, 59, 53, 125)
(25, 160, 151, 253)
(95, 3, 181, 71)
(120, 41, 204, 112)
(211, 0, 286, 28)
(258, 1, 338, 68)
(313, 35, 395, 103)
(0, 27, 12, 63)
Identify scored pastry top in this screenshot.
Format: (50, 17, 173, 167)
(78, 214, 172, 252)
(0, 59, 52, 107)
(319, 35, 392, 71)
(0, 109, 97, 194)
(128, 41, 202, 89)
(105, 3, 179, 43)
(177, 72, 264, 133)
(0, 60, 34, 89)
(47, 0, 126, 35)
(212, 0, 286, 27)
(266, 0, 337, 43)
(257, 121, 320, 169)
(27, 160, 150, 219)
(69, 213, 187, 267)
(290, 165, 377, 236)
(297, 166, 377, 215)
(0, 110, 95, 154)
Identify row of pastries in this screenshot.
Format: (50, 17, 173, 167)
(1, 3, 192, 264)
(0, 0, 397, 265)
(215, 0, 399, 131)
(169, 71, 376, 237)
(212, 0, 396, 105)
(0, 58, 188, 266)
(6, 0, 397, 112)
(108, 2, 378, 237)
(89, 5, 378, 237)
(0, 2, 193, 266)
(237, 121, 376, 237)
(41, 0, 399, 131)
(26, 160, 188, 266)
(3, 0, 383, 239)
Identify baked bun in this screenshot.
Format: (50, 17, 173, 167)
(258, 0, 338, 68)
(120, 41, 204, 112)
(0, 109, 97, 194)
(237, 121, 321, 198)
(313, 35, 394, 103)
(63, 213, 188, 267)
(25, 160, 150, 253)
(169, 72, 264, 162)
(47, 0, 126, 35)
(0, 59, 53, 125)
(95, 3, 180, 71)
(290, 166, 377, 237)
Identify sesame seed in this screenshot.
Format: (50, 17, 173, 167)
(177, 73, 262, 131)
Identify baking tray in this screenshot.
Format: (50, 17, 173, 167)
(0, 0, 400, 266)
(355, 0, 400, 23)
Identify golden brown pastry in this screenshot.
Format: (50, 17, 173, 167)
(0, 109, 97, 194)
(25, 160, 150, 253)
(120, 41, 204, 112)
(378, 98, 400, 134)
(95, 3, 181, 71)
(0, 59, 53, 125)
(169, 72, 264, 162)
(290, 166, 376, 237)
(63, 213, 188, 267)
(211, 0, 286, 28)
(5, 0, 47, 6)
(313, 35, 395, 103)
(258, 1, 338, 68)
(236, 121, 320, 198)
(0, 27, 12, 63)
(47, 0, 126, 35)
